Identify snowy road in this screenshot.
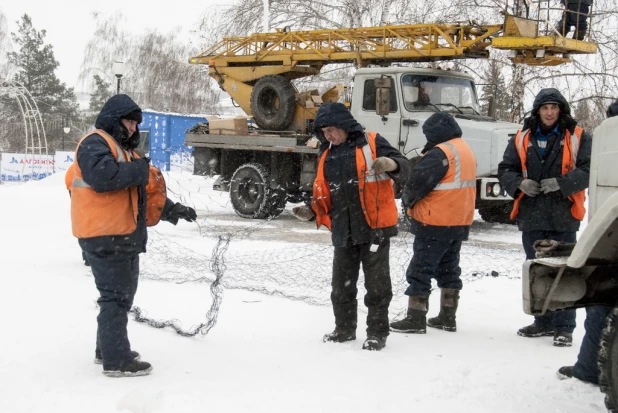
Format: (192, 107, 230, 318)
(0, 173, 607, 413)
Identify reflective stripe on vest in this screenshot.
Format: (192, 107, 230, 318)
(312, 132, 399, 231)
(70, 129, 139, 238)
(509, 127, 586, 220)
(408, 137, 476, 227)
(432, 141, 477, 190)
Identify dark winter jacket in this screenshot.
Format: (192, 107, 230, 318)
(76, 94, 174, 253)
(562, 0, 592, 6)
(498, 88, 592, 232)
(403, 112, 471, 240)
(607, 100, 618, 118)
(313, 102, 410, 247)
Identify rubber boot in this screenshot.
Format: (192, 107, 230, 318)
(427, 288, 459, 332)
(389, 295, 429, 334)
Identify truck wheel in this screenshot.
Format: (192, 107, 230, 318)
(230, 163, 287, 219)
(250, 75, 296, 131)
(598, 306, 618, 413)
(477, 201, 515, 225)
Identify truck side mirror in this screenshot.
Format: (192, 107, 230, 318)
(374, 77, 391, 117)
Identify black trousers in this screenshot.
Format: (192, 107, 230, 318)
(84, 250, 140, 369)
(558, 3, 590, 39)
(522, 230, 577, 332)
(331, 240, 393, 338)
(404, 237, 463, 297)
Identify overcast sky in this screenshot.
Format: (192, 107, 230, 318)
(1, 1, 229, 92)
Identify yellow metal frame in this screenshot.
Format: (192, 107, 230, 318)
(190, 14, 598, 132)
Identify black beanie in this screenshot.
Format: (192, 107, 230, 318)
(422, 112, 462, 145)
(121, 109, 143, 124)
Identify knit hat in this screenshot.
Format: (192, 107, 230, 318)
(121, 109, 143, 124)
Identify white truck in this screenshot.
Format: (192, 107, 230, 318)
(522, 115, 618, 412)
(186, 67, 519, 222)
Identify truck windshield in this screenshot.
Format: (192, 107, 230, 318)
(401, 74, 480, 114)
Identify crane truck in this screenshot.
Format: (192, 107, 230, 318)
(185, 11, 597, 222)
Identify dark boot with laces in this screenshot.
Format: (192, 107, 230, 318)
(517, 322, 554, 338)
(553, 331, 573, 347)
(94, 350, 140, 365)
(427, 288, 459, 332)
(362, 336, 387, 351)
(323, 329, 356, 343)
(103, 359, 152, 377)
(390, 296, 429, 334)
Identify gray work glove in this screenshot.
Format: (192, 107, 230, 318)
(372, 157, 397, 174)
(540, 178, 560, 194)
(518, 179, 541, 197)
(533, 239, 576, 258)
(292, 205, 316, 221)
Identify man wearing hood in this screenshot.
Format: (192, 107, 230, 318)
(70, 94, 197, 377)
(498, 88, 591, 347)
(390, 112, 476, 335)
(311, 102, 410, 351)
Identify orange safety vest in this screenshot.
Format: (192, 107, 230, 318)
(509, 126, 586, 220)
(65, 163, 74, 191)
(408, 138, 477, 226)
(312, 132, 399, 231)
(70, 130, 167, 238)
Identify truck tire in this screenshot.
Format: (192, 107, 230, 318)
(229, 163, 287, 219)
(477, 201, 515, 225)
(250, 75, 297, 131)
(598, 305, 618, 413)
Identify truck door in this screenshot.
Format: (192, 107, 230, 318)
(352, 77, 401, 150)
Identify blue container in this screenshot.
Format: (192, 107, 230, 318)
(140, 111, 209, 171)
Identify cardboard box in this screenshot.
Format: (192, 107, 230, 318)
(311, 95, 323, 105)
(208, 117, 249, 135)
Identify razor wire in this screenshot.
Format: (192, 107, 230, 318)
(128, 169, 525, 337)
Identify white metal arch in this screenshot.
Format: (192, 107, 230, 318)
(0, 80, 50, 180)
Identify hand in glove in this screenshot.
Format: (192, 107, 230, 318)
(292, 205, 316, 222)
(540, 178, 560, 194)
(518, 179, 541, 197)
(372, 157, 398, 174)
(168, 203, 197, 225)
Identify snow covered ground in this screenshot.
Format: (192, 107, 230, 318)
(0, 171, 607, 413)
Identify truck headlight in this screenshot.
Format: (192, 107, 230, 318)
(492, 183, 502, 197)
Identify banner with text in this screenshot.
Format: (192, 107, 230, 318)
(1, 153, 55, 181)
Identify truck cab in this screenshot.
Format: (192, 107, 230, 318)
(351, 67, 520, 222)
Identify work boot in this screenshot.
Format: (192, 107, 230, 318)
(517, 322, 554, 338)
(94, 350, 141, 365)
(553, 331, 573, 347)
(557, 366, 575, 380)
(362, 336, 387, 351)
(103, 359, 152, 377)
(323, 329, 356, 343)
(427, 288, 459, 332)
(557, 366, 598, 385)
(390, 295, 429, 334)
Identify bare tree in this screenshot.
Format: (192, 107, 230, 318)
(78, 12, 220, 114)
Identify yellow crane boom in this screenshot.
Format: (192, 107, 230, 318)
(189, 14, 597, 132)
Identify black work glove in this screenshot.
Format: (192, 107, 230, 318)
(167, 202, 197, 225)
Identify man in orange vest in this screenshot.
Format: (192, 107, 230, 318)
(311, 102, 410, 351)
(71, 94, 197, 377)
(390, 112, 476, 335)
(498, 88, 591, 347)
